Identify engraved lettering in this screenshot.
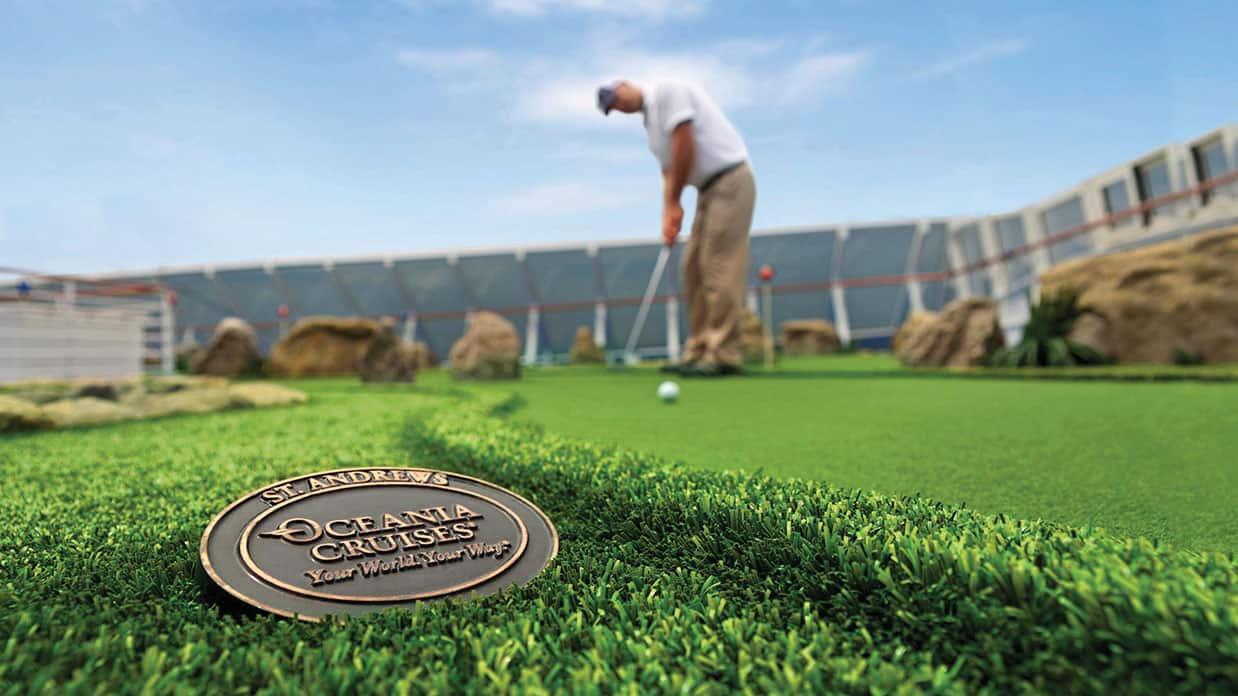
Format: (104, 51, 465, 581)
(326, 519, 356, 538)
(311, 542, 343, 562)
(259, 517, 322, 543)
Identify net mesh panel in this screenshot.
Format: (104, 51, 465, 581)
(954, 223, 992, 296)
(458, 254, 532, 311)
(916, 224, 948, 273)
(214, 268, 283, 324)
(161, 272, 226, 329)
(415, 318, 466, 359)
(749, 229, 837, 329)
(525, 249, 599, 354)
(840, 224, 915, 331)
(332, 262, 406, 317)
(277, 265, 354, 317)
(393, 258, 470, 357)
(995, 216, 1035, 291)
(1040, 197, 1090, 264)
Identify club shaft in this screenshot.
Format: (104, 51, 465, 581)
(624, 246, 670, 357)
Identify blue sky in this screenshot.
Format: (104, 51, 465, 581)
(1, 0, 1234, 274)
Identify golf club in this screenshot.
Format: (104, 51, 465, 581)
(620, 244, 671, 366)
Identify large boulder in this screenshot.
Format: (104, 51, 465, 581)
(41, 398, 138, 428)
(449, 311, 521, 380)
(894, 298, 1004, 367)
(739, 309, 771, 363)
(267, 317, 378, 377)
(892, 312, 939, 356)
(1039, 227, 1238, 363)
(411, 341, 439, 370)
(0, 395, 53, 433)
(192, 318, 263, 377)
(781, 319, 840, 356)
(359, 319, 417, 383)
(568, 326, 605, 364)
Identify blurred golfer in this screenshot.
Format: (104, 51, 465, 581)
(598, 79, 756, 377)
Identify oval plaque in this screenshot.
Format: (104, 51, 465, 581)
(200, 467, 558, 621)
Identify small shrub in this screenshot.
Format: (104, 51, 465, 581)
(988, 287, 1111, 367)
(1173, 347, 1204, 366)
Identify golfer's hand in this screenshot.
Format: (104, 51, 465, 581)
(662, 201, 683, 247)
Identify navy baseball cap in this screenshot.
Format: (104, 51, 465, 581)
(597, 81, 622, 115)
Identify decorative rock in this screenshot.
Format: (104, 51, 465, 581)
(894, 298, 1004, 367)
(359, 319, 417, 383)
(892, 312, 939, 356)
(780, 319, 840, 356)
(71, 381, 118, 402)
(0, 395, 53, 433)
(411, 341, 439, 369)
(226, 384, 309, 408)
(449, 311, 522, 380)
(1039, 227, 1238, 363)
(568, 326, 605, 364)
(135, 388, 235, 418)
(41, 398, 138, 428)
(267, 317, 378, 377)
(739, 309, 770, 363)
(192, 318, 263, 378)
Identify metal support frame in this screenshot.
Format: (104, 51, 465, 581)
(265, 262, 297, 314)
(324, 260, 364, 316)
(446, 255, 475, 312)
(588, 244, 608, 348)
(943, 230, 971, 300)
(517, 250, 542, 364)
(159, 292, 175, 375)
(830, 227, 852, 346)
(904, 220, 927, 314)
(977, 218, 1009, 300)
(203, 266, 246, 318)
(384, 258, 420, 344)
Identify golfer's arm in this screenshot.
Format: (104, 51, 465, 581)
(663, 121, 694, 204)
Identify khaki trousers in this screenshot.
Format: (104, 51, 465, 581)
(681, 162, 756, 367)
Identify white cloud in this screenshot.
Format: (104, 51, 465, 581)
(778, 51, 870, 105)
(490, 181, 642, 215)
(483, 0, 707, 20)
(915, 38, 1028, 79)
(397, 48, 499, 74)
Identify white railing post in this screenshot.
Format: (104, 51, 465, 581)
(978, 217, 1009, 299)
(830, 227, 852, 345)
(593, 301, 606, 348)
(523, 306, 539, 365)
(944, 227, 972, 299)
(160, 292, 175, 375)
(906, 221, 927, 313)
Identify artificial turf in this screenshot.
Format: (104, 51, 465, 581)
(1, 382, 1235, 693)
(441, 355, 1238, 555)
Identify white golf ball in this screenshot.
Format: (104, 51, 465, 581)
(657, 380, 680, 403)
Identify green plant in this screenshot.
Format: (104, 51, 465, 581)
(987, 287, 1110, 367)
(1174, 347, 1205, 366)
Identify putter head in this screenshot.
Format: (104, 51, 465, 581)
(623, 352, 641, 367)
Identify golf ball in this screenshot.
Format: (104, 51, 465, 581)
(657, 380, 680, 403)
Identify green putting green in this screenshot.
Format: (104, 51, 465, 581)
(448, 355, 1238, 554)
(2, 381, 1234, 693)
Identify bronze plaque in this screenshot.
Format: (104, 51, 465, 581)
(200, 467, 558, 621)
